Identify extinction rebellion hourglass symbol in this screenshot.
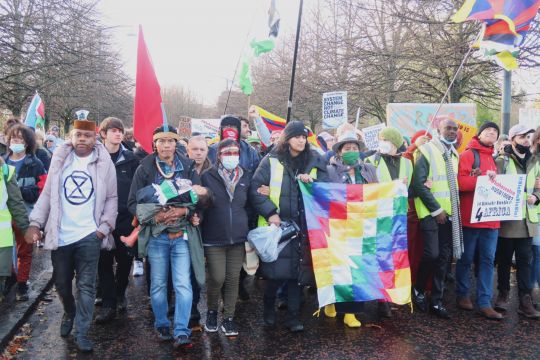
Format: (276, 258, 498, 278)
(63, 170, 94, 205)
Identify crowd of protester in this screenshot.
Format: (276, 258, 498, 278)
(1, 112, 540, 353)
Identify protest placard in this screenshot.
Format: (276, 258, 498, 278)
(471, 174, 525, 223)
(190, 118, 221, 137)
(322, 91, 347, 129)
(519, 108, 540, 130)
(386, 103, 476, 136)
(362, 123, 386, 150)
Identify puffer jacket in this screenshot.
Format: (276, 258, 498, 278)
(250, 149, 328, 284)
(201, 166, 252, 246)
(458, 136, 499, 229)
(29, 141, 118, 250)
(113, 145, 140, 236)
(3, 153, 46, 206)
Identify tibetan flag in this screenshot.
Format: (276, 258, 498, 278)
(300, 180, 411, 308)
(24, 92, 45, 129)
(133, 26, 163, 153)
(452, 0, 540, 71)
(249, 105, 321, 151)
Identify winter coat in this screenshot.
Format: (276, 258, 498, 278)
(327, 157, 378, 184)
(208, 140, 261, 172)
(127, 151, 204, 286)
(495, 146, 540, 238)
(250, 149, 328, 284)
(127, 151, 201, 217)
(112, 146, 140, 236)
(200, 166, 252, 246)
(35, 147, 51, 171)
(3, 153, 46, 206)
(458, 136, 500, 229)
(29, 141, 118, 250)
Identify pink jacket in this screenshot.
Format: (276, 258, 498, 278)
(29, 141, 118, 250)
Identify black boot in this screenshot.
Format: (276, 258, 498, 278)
(263, 299, 276, 326)
(285, 313, 304, 333)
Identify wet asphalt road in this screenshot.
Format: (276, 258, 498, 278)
(9, 265, 540, 360)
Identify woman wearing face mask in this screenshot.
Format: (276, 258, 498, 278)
(325, 131, 378, 327)
(250, 120, 328, 333)
(200, 139, 252, 337)
(3, 124, 47, 301)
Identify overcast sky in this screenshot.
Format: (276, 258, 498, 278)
(97, 0, 301, 105)
(97, 0, 540, 107)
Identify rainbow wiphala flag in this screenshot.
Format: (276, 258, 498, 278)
(299, 180, 411, 308)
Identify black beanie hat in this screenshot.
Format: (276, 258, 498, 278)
(283, 120, 308, 141)
(220, 116, 241, 140)
(477, 121, 500, 138)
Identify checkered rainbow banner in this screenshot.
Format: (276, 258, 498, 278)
(299, 180, 411, 308)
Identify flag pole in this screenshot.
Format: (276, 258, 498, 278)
(286, 0, 304, 123)
(424, 28, 482, 135)
(223, 6, 260, 115)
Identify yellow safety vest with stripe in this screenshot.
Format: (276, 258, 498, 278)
(0, 164, 16, 248)
(258, 157, 317, 227)
(503, 157, 539, 224)
(413, 142, 458, 220)
(366, 153, 413, 186)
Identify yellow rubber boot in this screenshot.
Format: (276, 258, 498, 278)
(343, 313, 361, 328)
(324, 304, 337, 318)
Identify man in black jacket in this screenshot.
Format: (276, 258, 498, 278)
(95, 117, 140, 323)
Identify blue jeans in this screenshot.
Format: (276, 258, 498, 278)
(51, 232, 101, 338)
(455, 227, 498, 308)
(530, 245, 540, 289)
(147, 233, 192, 338)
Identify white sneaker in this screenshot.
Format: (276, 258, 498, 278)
(133, 260, 144, 277)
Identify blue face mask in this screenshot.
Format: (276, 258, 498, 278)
(9, 143, 25, 154)
(221, 155, 239, 170)
(440, 136, 457, 145)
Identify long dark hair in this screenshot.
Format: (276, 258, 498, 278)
(275, 136, 311, 174)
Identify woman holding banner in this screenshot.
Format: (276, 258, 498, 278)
(250, 121, 328, 333)
(325, 130, 378, 327)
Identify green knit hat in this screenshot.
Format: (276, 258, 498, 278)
(379, 127, 403, 149)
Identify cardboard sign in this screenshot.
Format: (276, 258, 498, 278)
(519, 108, 540, 130)
(471, 174, 525, 223)
(322, 91, 348, 130)
(362, 123, 386, 151)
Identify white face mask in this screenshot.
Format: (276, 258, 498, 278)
(221, 155, 240, 170)
(378, 140, 394, 154)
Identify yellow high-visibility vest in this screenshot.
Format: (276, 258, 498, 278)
(413, 142, 458, 219)
(258, 157, 317, 227)
(0, 164, 16, 248)
(366, 154, 413, 186)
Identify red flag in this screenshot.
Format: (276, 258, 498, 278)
(133, 26, 163, 153)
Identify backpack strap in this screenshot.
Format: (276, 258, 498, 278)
(502, 155, 510, 174)
(471, 148, 480, 170)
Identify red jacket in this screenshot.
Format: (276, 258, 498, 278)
(458, 136, 500, 229)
